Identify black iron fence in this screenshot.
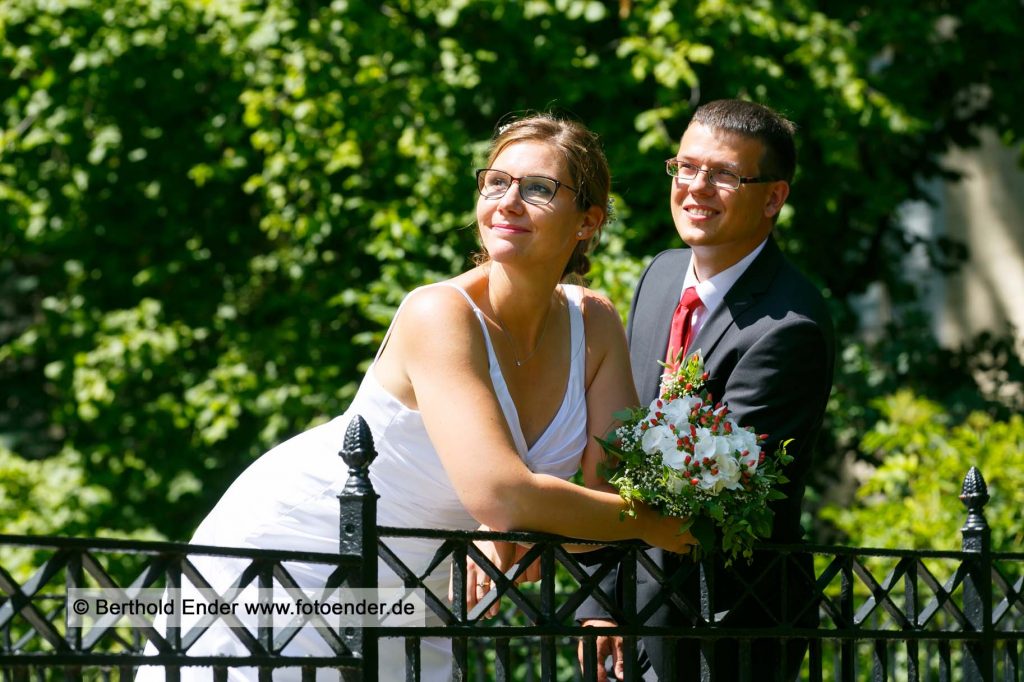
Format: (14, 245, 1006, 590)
(0, 414, 1021, 681)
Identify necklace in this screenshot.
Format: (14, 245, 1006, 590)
(490, 297, 555, 368)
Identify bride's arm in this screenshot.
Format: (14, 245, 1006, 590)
(382, 286, 691, 553)
(578, 290, 637, 494)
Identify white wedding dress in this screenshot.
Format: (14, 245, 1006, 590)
(137, 283, 589, 681)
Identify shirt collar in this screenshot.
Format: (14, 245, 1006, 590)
(681, 238, 768, 314)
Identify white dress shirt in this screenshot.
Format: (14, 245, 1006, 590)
(679, 238, 768, 345)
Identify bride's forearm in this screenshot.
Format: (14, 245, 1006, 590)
(485, 472, 656, 542)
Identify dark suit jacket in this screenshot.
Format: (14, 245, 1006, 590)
(580, 238, 836, 680)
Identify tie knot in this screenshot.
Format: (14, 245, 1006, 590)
(680, 286, 702, 311)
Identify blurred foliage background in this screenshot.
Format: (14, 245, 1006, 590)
(2, 0, 1022, 552)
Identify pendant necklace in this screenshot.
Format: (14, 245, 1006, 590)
(491, 297, 554, 368)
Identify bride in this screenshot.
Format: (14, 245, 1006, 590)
(139, 113, 694, 681)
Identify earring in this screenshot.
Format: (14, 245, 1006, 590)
(576, 231, 584, 237)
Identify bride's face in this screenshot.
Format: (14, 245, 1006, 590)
(476, 141, 589, 271)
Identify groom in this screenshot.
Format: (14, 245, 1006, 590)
(579, 99, 836, 680)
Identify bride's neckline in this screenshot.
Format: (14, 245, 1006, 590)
(480, 284, 573, 452)
(370, 282, 578, 454)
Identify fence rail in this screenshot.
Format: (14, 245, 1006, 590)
(1, 415, 1021, 681)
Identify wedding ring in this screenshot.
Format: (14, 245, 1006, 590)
(477, 582, 489, 588)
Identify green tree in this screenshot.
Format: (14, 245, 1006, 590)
(821, 390, 1024, 552)
(1, 0, 1021, 544)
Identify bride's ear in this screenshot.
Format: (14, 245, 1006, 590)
(578, 205, 604, 239)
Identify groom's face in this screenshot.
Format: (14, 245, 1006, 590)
(669, 124, 788, 275)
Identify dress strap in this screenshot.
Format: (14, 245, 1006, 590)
(562, 284, 587, 405)
(562, 284, 584, 363)
(426, 283, 503, 369)
(373, 282, 499, 364)
(372, 282, 528, 454)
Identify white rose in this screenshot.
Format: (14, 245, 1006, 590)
(713, 451, 743, 490)
(712, 433, 734, 457)
(692, 426, 716, 461)
(733, 426, 758, 450)
(697, 452, 742, 494)
(641, 423, 677, 460)
(661, 394, 700, 427)
(697, 468, 722, 493)
(732, 427, 762, 471)
(661, 446, 689, 471)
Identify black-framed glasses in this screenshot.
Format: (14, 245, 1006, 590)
(665, 159, 775, 190)
(476, 169, 578, 206)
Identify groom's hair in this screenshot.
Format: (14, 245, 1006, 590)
(689, 99, 797, 185)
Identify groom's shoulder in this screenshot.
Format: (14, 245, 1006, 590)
(640, 248, 690, 281)
(767, 253, 831, 318)
(749, 256, 834, 350)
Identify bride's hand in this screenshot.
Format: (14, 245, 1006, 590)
(639, 507, 698, 555)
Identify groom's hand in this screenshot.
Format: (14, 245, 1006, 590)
(511, 542, 542, 583)
(578, 619, 623, 681)
(449, 536, 513, 619)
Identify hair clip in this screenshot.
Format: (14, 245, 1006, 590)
(605, 196, 618, 226)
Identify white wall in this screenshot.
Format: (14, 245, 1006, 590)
(938, 129, 1024, 349)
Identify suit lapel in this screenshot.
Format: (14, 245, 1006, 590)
(688, 238, 783, 361)
(634, 251, 690, 402)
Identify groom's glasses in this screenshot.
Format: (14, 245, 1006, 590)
(665, 159, 775, 191)
(476, 169, 579, 206)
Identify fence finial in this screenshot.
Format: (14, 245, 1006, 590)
(960, 466, 990, 553)
(337, 413, 379, 674)
(340, 414, 376, 495)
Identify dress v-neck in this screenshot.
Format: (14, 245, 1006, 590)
(436, 283, 584, 459)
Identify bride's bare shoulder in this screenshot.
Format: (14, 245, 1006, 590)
(575, 286, 626, 334)
(388, 280, 488, 359)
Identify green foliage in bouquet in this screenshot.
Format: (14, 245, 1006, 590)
(598, 353, 793, 565)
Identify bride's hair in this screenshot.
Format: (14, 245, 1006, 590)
(476, 112, 611, 281)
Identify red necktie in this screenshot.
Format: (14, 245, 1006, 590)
(665, 286, 703, 368)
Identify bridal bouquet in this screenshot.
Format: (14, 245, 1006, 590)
(598, 351, 792, 565)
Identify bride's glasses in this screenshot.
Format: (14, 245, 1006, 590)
(476, 169, 579, 206)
